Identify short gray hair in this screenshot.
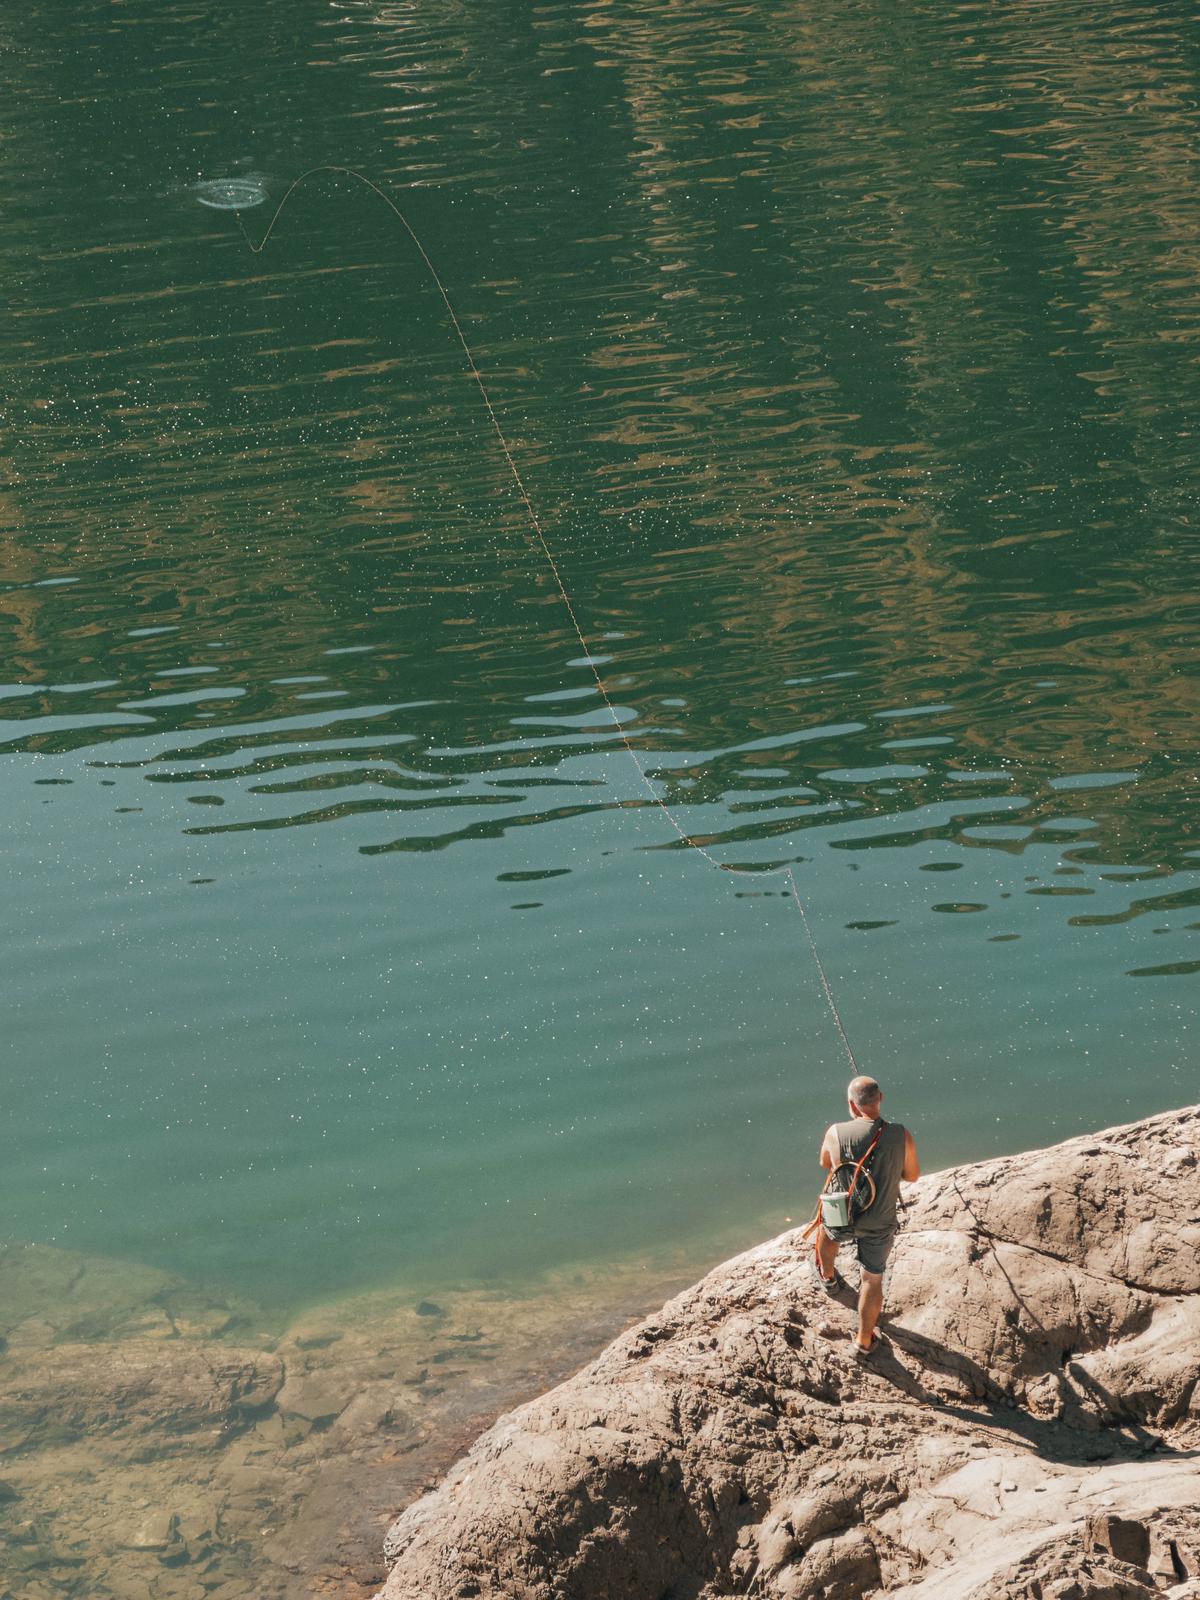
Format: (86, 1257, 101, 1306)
(848, 1075, 881, 1107)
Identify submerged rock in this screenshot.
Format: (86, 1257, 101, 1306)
(377, 1106, 1200, 1600)
(0, 1241, 256, 1351)
(0, 1340, 283, 1454)
(275, 1368, 353, 1427)
(0, 1243, 173, 1347)
(122, 1509, 179, 1551)
(0, 1237, 694, 1599)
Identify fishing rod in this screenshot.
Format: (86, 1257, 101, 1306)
(234, 165, 863, 1077)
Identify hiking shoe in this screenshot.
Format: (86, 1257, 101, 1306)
(852, 1331, 888, 1364)
(816, 1268, 845, 1297)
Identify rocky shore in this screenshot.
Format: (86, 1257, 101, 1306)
(378, 1106, 1200, 1600)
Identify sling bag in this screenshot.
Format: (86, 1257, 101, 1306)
(816, 1123, 884, 1233)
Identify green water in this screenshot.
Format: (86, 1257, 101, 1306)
(2, 0, 1197, 1315)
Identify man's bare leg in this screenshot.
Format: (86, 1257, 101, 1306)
(856, 1269, 884, 1349)
(816, 1229, 840, 1281)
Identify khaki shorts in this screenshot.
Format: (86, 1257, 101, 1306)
(826, 1226, 896, 1277)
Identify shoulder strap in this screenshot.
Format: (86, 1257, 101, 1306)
(849, 1124, 884, 1186)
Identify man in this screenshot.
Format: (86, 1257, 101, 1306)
(815, 1074, 919, 1362)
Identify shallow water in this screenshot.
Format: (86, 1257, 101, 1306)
(0, 1235, 707, 1598)
(1, 0, 1198, 1590)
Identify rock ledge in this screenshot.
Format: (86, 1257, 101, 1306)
(378, 1107, 1200, 1600)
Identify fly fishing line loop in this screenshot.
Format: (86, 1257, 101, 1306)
(234, 165, 862, 1076)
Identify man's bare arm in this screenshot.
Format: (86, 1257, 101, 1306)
(902, 1129, 920, 1183)
(819, 1126, 837, 1171)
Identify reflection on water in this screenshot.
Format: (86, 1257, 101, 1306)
(1, 0, 1196, 1298)
(1, 0, 1198, 1589)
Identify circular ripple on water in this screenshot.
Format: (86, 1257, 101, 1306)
(194, 176, 268, 210)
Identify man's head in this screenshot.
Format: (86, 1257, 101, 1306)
(847, 1075, 882, 1118)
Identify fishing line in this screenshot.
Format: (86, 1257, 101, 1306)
(235, 165, 862, 1076)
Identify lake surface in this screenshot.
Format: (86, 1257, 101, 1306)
(1, 0, 1197, 1587)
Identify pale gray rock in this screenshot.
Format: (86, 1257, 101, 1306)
(122, 1509, 179, 1551)
(275, 1367, 354, 1427)
(378, 1106, 1200, 1600)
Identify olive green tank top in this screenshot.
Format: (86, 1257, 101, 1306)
(833, 1117, 906, 1235)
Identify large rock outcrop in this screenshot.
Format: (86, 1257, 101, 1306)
(378, 1107, 1200, 1600)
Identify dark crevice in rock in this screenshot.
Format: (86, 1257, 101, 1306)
(958, 1226, 1186, 1302)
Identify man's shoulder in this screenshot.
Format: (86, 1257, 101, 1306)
(876, 1121, 909, 1152)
